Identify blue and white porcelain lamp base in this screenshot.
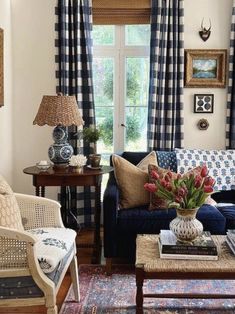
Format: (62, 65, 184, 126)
(48, 125, 73, 168)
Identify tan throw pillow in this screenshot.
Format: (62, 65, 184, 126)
(148, 165, 202, 210)
(112, 151, 158, 209)
(0, 175, 24, 230)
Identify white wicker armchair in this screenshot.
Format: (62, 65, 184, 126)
(0, 193, 80, 314)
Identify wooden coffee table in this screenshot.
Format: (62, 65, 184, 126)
(135, 234, 235, 314)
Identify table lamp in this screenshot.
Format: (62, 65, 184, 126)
(33, 93, 84, 168)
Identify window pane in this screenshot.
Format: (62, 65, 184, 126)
(93, 58, 114, 106)
(124, 107, 147, 151)
(96, 107, 114, 154)
(93, 25, 115, 45)
(125, 25, 150, 46)
(126, 57, 149, 107)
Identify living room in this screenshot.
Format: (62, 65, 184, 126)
(0, 0, 235, 313)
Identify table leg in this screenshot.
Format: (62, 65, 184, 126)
(41, 186, 45, 197)
(136, 266, 144, 314)
(35, 186, 40, 196)
(92, 184, 101, 264)
(35, 186, 45, 197)
(60, 186, 67, 226)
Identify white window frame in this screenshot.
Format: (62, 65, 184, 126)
(93, 25, 150, 153)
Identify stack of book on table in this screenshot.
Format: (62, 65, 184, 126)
(226, 230, 235, 254)
(158, 230, 218, 260)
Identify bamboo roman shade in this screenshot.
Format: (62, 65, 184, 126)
(93, 0, 151, 24)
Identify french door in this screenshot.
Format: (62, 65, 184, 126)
(93, 24, 150, 161)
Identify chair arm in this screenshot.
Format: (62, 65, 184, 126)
(0, 226, 37, 270)
(103, 181, 119, 257)
(15, 193, 64, 230)
(0, 226, 55, 290)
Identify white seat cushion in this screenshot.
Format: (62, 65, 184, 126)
(28, 227, 76, 273)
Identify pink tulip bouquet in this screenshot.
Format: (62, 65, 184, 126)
(144, 165, 215, 210)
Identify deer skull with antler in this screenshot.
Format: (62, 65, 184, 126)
(199, 18, 211, 42)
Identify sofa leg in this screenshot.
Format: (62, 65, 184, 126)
(105, 258, 112, 275)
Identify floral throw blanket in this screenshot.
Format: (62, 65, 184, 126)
(28, 227, 76, 273)
(175, 149, 235, 191)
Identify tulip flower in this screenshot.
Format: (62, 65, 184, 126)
(166, 183, 172, 191)
(175, 196, 183, 204)
(144, 183, 157, 193)
(204, 185, 213, 193)
(194, 175, 202, 188)
(151, 170, 159, 180)
(160, 179, 168, 188)
(201, 164, 208, 177)
(204, 176, 215, 187)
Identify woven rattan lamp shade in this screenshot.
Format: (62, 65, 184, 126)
(33, 95, 84, 127)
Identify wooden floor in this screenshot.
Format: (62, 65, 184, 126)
(0, 228, 97, 314)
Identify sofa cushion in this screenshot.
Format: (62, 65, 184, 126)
(28, 227, 76, 273)
(118, 204, 225, 235)
(216, 203, 235, 230)
(0, 175, 24, 231)
(212, 190, 235, 203)
(112, 151, 158, 209)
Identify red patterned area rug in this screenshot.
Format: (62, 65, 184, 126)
(60, 265, 235, 314)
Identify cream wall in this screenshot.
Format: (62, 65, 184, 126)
(4, 0, 234, 195)
(0, 0, 13, 184)
(184, 0, 232, 149)
(11, 0, 57, 195)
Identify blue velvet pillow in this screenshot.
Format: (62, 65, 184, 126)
(156, 151, 177, 172)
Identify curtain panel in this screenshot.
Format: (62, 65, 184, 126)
(55, 0, 95, 227)
(226, 1, 235, 149)
(147, 0, 184, 151)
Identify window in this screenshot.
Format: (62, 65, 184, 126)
(93, 25, 150, 159)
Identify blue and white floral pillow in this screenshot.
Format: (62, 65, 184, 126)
(175, 149, 235, 191)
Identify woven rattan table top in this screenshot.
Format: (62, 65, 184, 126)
(136, 234, 235, 273)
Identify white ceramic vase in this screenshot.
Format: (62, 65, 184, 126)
(169, 208, 203, 243)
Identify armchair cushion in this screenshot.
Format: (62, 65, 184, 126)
(0, 175, 23, 231)
(28, 227, 76, 273)
(112, 151, 157, 209)
(0, 245, 74, 299)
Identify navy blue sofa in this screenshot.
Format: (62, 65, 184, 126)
(103, 151, 235, 268)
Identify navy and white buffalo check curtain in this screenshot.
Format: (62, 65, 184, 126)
(226, 0, 235, 149)
(55, 0, 95, 227)
(147, 0, 184, 151)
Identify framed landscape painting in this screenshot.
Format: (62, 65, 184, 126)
(185, 49, 227, 88)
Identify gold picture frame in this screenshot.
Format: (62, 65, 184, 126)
(0, 28, 3, 107)
(185, 49, 227, 88)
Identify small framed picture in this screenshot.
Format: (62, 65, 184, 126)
(194, 94, 214, 113)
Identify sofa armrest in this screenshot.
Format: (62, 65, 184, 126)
(103, 179, 119, 258)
